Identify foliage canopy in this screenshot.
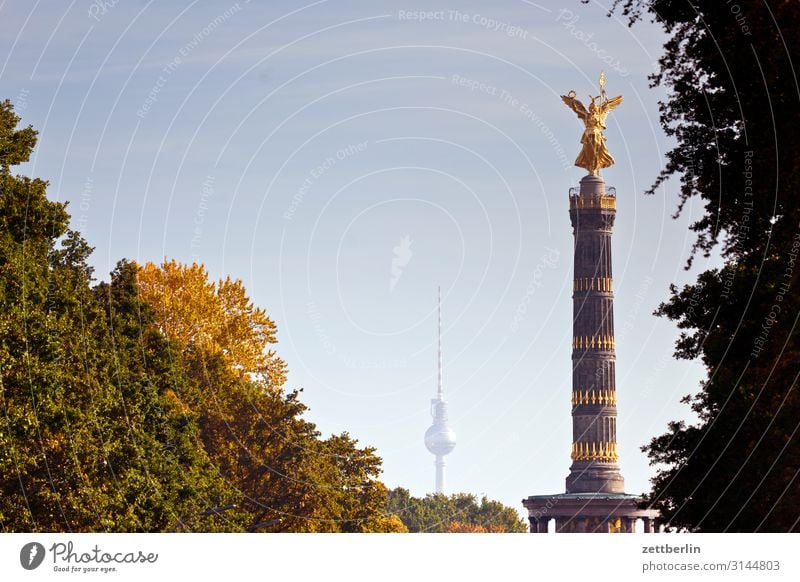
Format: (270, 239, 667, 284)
(607, 0, 800, 531)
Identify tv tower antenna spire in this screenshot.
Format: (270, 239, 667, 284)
(437, 286, 443, 399)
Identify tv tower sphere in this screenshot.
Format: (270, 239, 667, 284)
(424, 411, 457, 456)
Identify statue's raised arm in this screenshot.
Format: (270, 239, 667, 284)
(561, 91, 589, 121)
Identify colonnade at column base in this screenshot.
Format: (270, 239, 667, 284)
(523, 493, 660, 534)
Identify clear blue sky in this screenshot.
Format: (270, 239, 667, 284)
(2, 0, 713, 516)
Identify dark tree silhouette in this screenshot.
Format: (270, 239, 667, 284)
(605, 1, 800, 531)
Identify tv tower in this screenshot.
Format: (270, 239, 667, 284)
(424, 287, 457, 493)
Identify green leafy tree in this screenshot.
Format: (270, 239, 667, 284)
(0, 100, 234, 531)
(0, 97, 412, 533)
(387, 488, 526, 532)
(606, 1, 800, 531)
(93, 262, 241, 531)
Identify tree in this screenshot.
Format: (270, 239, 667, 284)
(606, 1, 800, 531)
(386, 488, 527, 533)
(0, 99, 36, 173)
(0, 99, 405, 532)
(0, 101, 235, 531)
(92, 262, 241, 532)
(137, 260, 286, 390)
(136, 260, 402, 532)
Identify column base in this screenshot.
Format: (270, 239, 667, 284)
(566, 460, 625, 494)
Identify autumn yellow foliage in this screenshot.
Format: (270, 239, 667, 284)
(137, 260, 287, 390)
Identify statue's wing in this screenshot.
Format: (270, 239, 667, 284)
(561, 94, 589, 120)
(602, 94, 624, 114)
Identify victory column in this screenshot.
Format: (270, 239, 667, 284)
(523, 73, 660, 533)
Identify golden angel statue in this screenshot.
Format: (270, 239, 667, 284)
(561, 72, 623, 176)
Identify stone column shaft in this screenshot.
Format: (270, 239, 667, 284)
(566, 175, 625, 494)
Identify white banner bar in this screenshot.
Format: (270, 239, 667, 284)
(1, 533, 797, 581)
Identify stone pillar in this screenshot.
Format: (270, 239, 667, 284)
(566, 175, 625, 494)
(644, 517, 654, 533)
(576, 516, 588, 533)
(532, 518, 547, 533)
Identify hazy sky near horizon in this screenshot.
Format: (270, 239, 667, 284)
(2, 0, 713, 516)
